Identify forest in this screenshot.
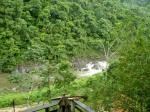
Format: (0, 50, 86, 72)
(0, 0, 150, 112)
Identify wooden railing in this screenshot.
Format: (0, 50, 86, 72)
(74, 100, 95, 112)
(24, 96, 95, 112)
(24, 100, 59, 112)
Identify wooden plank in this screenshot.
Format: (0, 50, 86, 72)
(74, 101, 95, 112)
(24, 100, 59, 112)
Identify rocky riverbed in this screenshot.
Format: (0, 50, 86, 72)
(76, 60, 108, 77)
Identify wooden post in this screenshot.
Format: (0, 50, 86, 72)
(12, 99, 15, 112)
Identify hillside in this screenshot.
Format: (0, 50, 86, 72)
(1, 0, 141, 73)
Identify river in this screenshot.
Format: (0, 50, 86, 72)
(76, 61, 109, 77)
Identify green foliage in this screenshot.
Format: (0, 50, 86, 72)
(0, 0, 130, 72)
(107, 38, 150, 111)
(8, 73, 22, 84)
(0, 77, 85, 108)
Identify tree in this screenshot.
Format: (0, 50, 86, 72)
(109, 37, 150, 111)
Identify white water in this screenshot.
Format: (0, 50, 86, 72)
(78, 61, 108, 77)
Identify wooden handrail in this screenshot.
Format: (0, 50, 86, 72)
(24, 100, 59, 112)
(74, 100, 95, 112)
